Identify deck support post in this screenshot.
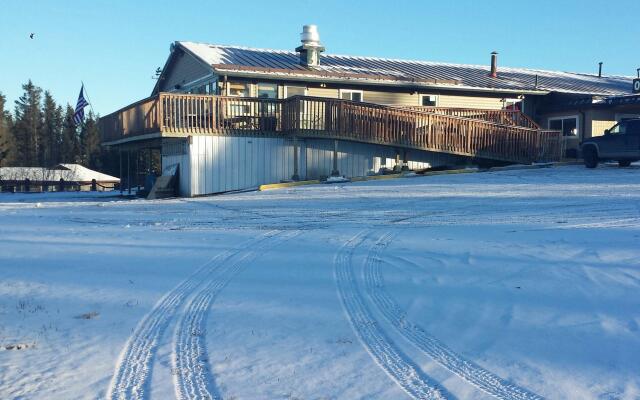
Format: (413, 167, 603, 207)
(291, 136, 300, 181)
(402, 149, 409, 171)
(119, 148, 123, 195)
(134, 149, 139, 191)
(148, 148, 152, 175)
(331, 139, 340, 177)
(393, 151, 401, 172)
(127, 150, 131, 195)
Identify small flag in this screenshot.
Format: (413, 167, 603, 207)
(73, 85, 89, 125)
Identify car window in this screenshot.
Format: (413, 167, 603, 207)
(609, 122, 627, 135)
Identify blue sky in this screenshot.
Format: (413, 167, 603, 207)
(1, 0, 639, 115)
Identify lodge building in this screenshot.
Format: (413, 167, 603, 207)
(100, 25, 640, 197)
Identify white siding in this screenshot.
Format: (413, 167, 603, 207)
(184, 136, 297, 196)
(438, 95, 504, 109)
(307, 87, 339, 98)
(165, 135, 465, 196)
(362, 90, 418, 105)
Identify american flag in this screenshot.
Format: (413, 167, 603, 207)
(73, 85, 89, 125)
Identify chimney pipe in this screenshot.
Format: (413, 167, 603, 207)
(598, 62, 603, 78)
(296, 25, 325, 67)
(489, 51, 498, 78)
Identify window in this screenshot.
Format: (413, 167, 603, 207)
(607, 120, 639, 135)
(257, 83, 278, 99)
(257, 83, 278, 117)
(340, 89, 363, 102)
(549, 116, 579, 137)
(193, 85, 207, 94)
(420, 94, 438, 107)
(284, 86, 307, 98)
(228, 82, 249, 97)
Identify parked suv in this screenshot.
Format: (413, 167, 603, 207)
(581, 118, 640, 168)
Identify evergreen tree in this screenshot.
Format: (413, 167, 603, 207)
(41, 91, 63, 166)
(61, 105, 80, 163)
(0, 91, 16, 166)
(13, 80, 43, 166)
(80, 111, 101, 169)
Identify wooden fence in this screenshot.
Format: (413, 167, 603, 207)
(99, 93, 562, 163)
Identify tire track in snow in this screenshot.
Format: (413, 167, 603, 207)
(334, 232, 451, 400)
(107, 231, 280, 400)
(173, 230, 301, 400)
(364, 232, 544, 400)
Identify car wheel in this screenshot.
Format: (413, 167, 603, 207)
(619, 160, 631, 167)
(583, 147, 598, 168)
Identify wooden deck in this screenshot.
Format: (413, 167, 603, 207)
(99, 93, 562, 164)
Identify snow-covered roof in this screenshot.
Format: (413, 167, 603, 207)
(176, 41, 634, 96)
(0, 164, 120, 183)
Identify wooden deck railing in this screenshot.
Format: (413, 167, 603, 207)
(99, 96, 161, 142)
(396, 106, 540, 129)
(99, 93, 562, 163)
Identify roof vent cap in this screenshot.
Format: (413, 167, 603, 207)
(301, 25, 321, 45)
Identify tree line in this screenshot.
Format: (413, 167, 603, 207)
(0, 81, 116, 174)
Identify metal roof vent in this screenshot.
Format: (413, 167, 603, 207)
(489, 51, 498, 78)
(598, 62, 603, 78)
(296, 25, 325, 67)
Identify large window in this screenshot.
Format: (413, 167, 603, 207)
(228, 82, 249, 97)
(257, 83, 278, 99)
(420, 94, 438, 107)
(340, 89, 363, 102)
(257, 83, 278, 118)
(549, 116, 579, 137)
(284, 86, 307, 98)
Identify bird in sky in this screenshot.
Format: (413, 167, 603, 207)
(29, 33, 34, 39)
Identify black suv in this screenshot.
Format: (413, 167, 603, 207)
(581, 118, 640, 168)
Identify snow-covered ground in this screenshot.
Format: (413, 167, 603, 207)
(1, 164, 639, 400)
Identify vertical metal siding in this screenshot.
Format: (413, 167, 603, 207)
(182, 136, 464, 196)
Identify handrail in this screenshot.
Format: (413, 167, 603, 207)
(99, 93, 562, 163)
(394, 106, 540, 129)
(99, 95, 161, 142)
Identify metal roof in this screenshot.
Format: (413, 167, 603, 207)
(178, 41, 634, 96)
